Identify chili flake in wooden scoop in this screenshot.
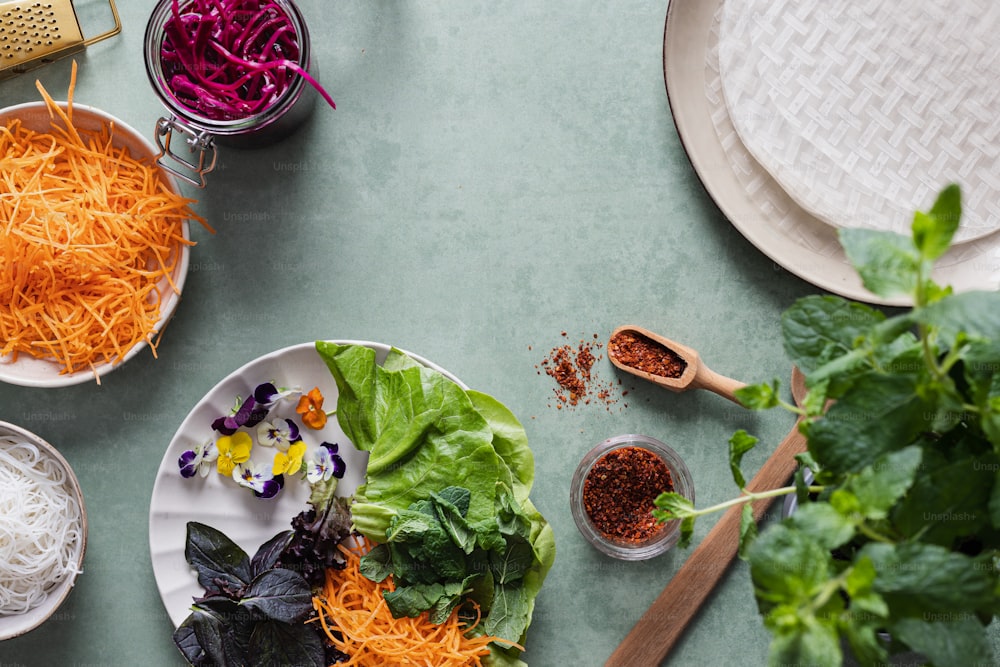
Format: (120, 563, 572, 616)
(607, 325, 746, 404)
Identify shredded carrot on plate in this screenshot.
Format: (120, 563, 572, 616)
(0, 62, 211, 380)
(313, 536, 523, 666)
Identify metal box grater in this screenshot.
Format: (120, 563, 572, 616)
(0, 0, 119, 81)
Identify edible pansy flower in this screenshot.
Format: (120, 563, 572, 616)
(212, 395, 269, 435)
(253, 382, 301, 408)
(216, 431, 252, 477)
(256, 418, 300, 451)
(178, 438, 218, 478)
(296, 387, 328, 430)
(272, 441, 307, 476)
(233, 460, 284, 499)
(307, 442, 346, 483)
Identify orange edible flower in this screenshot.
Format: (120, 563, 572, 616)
(296, 387, 327, 429)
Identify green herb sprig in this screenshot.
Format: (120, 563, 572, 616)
(655, 184, 1000, 666)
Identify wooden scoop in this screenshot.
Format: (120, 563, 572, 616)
(608, 325, 746, 404)
(605, 367, 810, 666)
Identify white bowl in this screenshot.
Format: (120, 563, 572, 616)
(0, 420, 87, 640)
(0, 101, 192, 388)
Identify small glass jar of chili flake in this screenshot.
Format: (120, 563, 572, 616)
(570, 434, 694, 560)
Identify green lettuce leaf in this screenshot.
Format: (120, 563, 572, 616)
(316, 342, 554, 660)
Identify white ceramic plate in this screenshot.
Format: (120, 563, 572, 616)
(663, 0, 1000, 306)
(717, 0, 1000, 244)
(0, 102, 191, 387)
(148, 340, 465, 628)
(0, 420, 87, 641)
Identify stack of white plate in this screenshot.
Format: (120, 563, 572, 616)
(664, 0, 1000, 304)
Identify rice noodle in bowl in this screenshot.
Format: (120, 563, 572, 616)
(0, 423, 86, 639)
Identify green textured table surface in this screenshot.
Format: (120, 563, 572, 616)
(2, 2, 992, 666)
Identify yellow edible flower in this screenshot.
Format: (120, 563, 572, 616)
(216, 431, 252, 476)
(272, 441, 307, 476)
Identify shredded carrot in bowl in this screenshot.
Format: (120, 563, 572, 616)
(0, 63, 211, 381)
(313, 536, 523, 666)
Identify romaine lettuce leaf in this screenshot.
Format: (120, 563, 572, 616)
(315, 341, 554, 661)
(317, 341, 502, 535)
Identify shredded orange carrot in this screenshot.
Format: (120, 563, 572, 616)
(0, 61, 212, 378)
(313, 536, 524, 666)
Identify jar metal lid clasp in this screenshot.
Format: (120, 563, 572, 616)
(154, 117, 219, 188)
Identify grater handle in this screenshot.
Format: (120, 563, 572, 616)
(154, 117, 218, 189)
(81, 0, 122, 46)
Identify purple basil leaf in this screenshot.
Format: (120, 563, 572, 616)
(240, 569, 313, 624)
(250, 530, 295, 578)
(189, 607, 244, 667)
(185, 522, 252, 596)
(248, 620, 325, 667)
(172, 614, 206, 665)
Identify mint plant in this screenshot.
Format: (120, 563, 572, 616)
(655, 185, 1000, 666)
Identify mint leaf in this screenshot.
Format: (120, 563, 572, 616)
(767, 622, 841, 667)
(808, 372, 927, 474)
(912, 182, 961, 262)
(842, 623, 887, 667)
(728, 429, 757, 489)
(843, 557, 884, 613)
(839, 227, 920, 298)
(735, 380, 780, 409)
(652, 491, 696, 547)
(738, 503, 757, 560)
(991, 470, 1000, 530)
(784, 502, 855, 551)
(748, 524, 831, 600)
(893, 449, 994, 546)
(781, 295, 884, 373)
(917, 290, 1000, 347)
(891, 616, 991, 667)
(652, 491, 694, 522)
(844, 446, 922, 520)
(863, 542, 996, 614)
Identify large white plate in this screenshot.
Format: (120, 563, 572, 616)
(148, 340, 465, 628)
(663, 0, 1000, 306)
(0, 102, 191, 387)
(717, 0, 1000, 244)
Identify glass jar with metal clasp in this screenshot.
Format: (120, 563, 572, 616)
(142, 0, 332, 188)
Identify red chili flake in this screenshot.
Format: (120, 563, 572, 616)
(608, 330, 687, 378)
(538, 332, 629, 411)
(582, 446, 674, 543)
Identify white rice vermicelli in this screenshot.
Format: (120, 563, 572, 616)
(0, 435, 83, 615)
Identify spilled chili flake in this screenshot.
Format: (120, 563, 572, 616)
(536, 332, 627, 410)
